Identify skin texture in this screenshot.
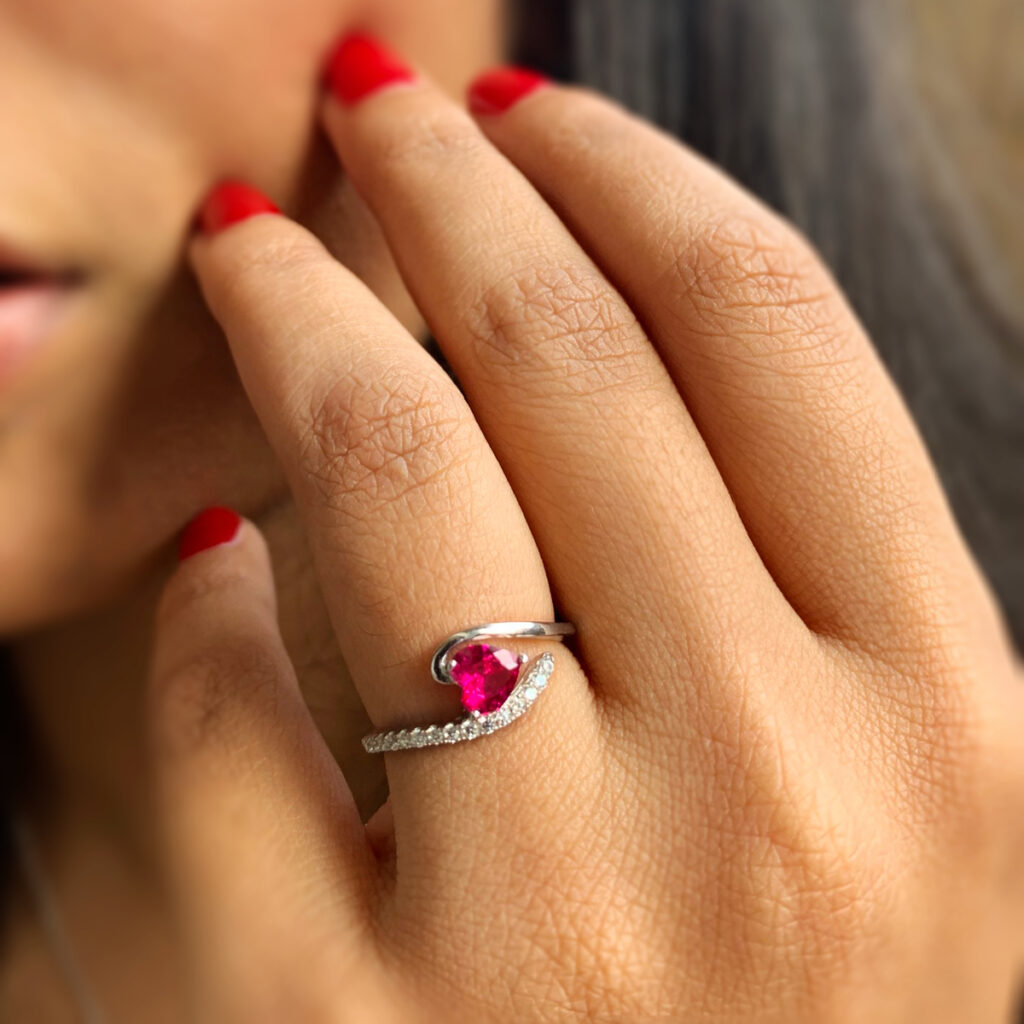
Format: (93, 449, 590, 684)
(0, 2, 500, 1020)
(1, 7, 1023, 1024)
(169, 45, 1023, 1022)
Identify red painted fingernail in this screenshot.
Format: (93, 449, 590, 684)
(467, 67, 549, 116)
(198, 181, 280, 236)
(178, 507, 242, 561)
(325, 32, 416, 106)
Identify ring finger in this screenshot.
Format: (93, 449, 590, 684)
(189, 193, 601, 875)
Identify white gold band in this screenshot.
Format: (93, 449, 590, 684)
(361, 621, 574, 754)
(362, 652, 555, 753)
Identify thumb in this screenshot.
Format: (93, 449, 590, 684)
(147, 508, 383, 1019)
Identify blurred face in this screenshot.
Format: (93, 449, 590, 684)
(0, 0, 502, 631)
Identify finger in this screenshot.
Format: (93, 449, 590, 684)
(148, 508, 382, 1015)
(469, 73, 994, 655)
(320, 34, 797, 706)
(188, 193, 601, 869)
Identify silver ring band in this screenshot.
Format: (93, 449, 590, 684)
(362, 620, 575, 754)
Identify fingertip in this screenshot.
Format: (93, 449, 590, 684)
(196, 181, 282, 237)
(187, 189, 333, 312)
(466, 66, 550, 117)
(187, 181, 286, 281)
(159, 508, 275, 636)
(178, 506, 243, 561)
(323, 31, 418, 107)
(153, 509, 279, 702)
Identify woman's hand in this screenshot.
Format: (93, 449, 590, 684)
(149, 36, 1024, 1022)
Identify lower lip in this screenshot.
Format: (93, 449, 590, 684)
(0, 280, 73, 390)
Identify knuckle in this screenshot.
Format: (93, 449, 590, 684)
(149, 638, 283, 757)
(902, 663, 1009, 820)
(301, 365, 476, 520)
(732, 798, 894, 988)
(678, 210, 819, 307)
(670, 210, 850, 364)
(682, 679, 898, 977)
(837, 636, 1013, 860)
(468, 259, 651, 398)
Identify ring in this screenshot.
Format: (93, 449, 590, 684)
(362, 621, 576, 753)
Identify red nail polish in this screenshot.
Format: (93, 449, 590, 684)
(467, 67, 548, 116)
(325, 32, 416, 106)
(198, 181, 280, 236)
(178, 507, 242, 561)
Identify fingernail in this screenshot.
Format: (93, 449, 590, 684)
(198, 181, 280, 236)
(325, 32, 416, 106)
(178, 507, 242, 561)
(467, 67, 549, 116)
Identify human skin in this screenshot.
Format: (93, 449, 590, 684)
(0, 0, 499, 629)
(0, 1, 498, 1019)
(163, 33, 1024, 1023)
(3, 7, 1024, 1024)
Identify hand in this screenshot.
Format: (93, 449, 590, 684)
(149, 39, 1024, 1023)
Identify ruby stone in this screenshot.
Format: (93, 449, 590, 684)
(449, 643, 520, 714)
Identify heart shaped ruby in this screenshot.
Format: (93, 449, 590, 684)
(449, 643, 521, 714)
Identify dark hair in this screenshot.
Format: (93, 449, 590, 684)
(3, 0, 1023, 1009)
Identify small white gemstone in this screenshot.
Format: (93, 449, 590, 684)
(525, 686, 538, 700)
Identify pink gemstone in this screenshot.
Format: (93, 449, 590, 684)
(449, 643, 521, 714)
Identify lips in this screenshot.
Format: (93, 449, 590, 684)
(0, 258, 79, 390)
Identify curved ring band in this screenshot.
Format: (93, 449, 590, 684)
(362, 621, 576, 754)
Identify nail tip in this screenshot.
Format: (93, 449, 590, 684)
(467, 67, 549, 116)
(178, 506, 243, 561)
(198, 181, 280, 236)
(324, 30, 416, 106)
